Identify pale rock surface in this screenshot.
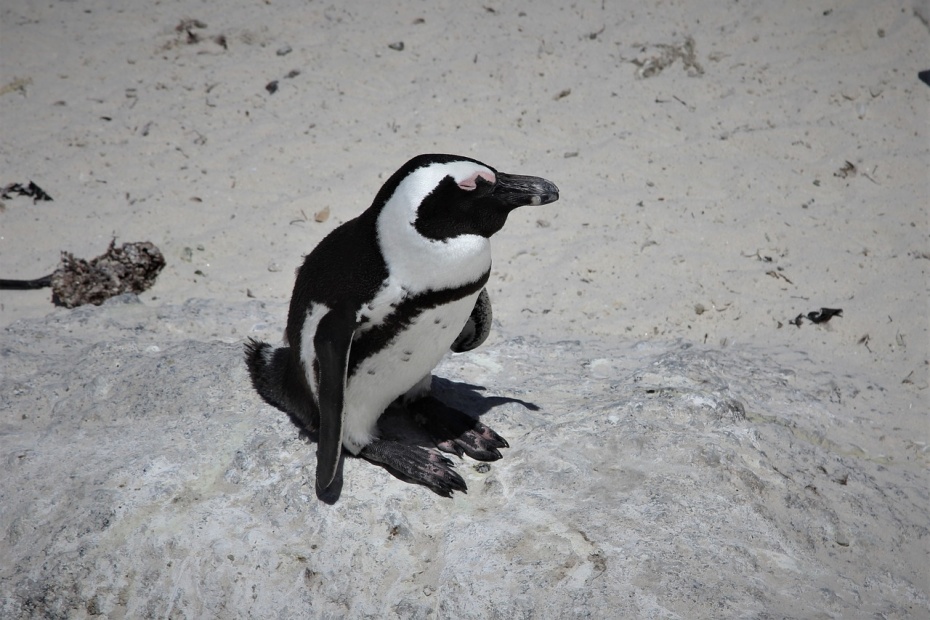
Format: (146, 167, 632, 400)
(1, 298, 926, 618)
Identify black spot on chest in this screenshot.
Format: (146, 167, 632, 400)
(347, 271, 489, 376)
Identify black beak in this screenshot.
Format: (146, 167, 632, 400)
(493, 172, 560, 209)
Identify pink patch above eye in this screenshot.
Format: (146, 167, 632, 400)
(458, 170, 496, 191)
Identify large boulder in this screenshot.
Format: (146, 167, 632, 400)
(1, 298, 926, 618)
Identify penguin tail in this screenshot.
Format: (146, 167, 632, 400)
(245, 338, 284, 408)
(244, 338, 319, 434)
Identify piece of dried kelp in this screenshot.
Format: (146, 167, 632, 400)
(0, 240, 166, 308)
(807, 307, 843, 324)
(789, 307, 843, 327)
(2, 181, 53, 203)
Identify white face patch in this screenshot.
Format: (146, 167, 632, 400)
(377, 160, 493, 294)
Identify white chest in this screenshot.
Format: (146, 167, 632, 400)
(341, 288, 481, 454)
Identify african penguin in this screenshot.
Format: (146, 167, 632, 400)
(245, 154, 559, 497)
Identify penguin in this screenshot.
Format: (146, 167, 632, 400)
(245, 154, 559, 497)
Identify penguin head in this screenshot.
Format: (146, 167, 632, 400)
(377, 154, 559, 241)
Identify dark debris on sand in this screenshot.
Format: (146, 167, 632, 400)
(50, 240, 166, 308)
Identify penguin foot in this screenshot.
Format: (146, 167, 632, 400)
(408, 395, 509, 462)
(359, 439, 467, 497)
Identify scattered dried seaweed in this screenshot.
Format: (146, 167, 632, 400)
(834, 161, 857, 179)
(176, 18, 208, 44)
(2, 181, 53, 203)
(0, 77, 32, 97)
(766, 270, 794, 285)
(789, 307, 843, 327)
(162, 18, 227, 51)
(632, 37, 704, 78)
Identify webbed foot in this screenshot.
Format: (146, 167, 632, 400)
(408, 395, 509, 461)
(359, 439, 467, 497)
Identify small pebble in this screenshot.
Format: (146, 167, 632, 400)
(388, 41, 404, 51)
(276, 45, 292, 56)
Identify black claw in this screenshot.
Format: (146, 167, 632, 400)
(436, 439, 465, 458)
(446, 470, 468, 494)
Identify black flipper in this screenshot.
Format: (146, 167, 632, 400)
(409, 395, 509, 461)
(359, 440, 467, 497)
(313, 305, 357, 493)
(451, 287, 492, 353)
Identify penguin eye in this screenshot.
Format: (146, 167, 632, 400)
(457, 170, 496, 192)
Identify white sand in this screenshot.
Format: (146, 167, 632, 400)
(1, 0, 927, 617)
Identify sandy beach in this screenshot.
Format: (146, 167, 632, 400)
(2, 1, 927, 617)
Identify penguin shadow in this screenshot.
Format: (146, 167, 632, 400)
(428, 376, 539, 417)
(313, 377, 539, 503)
